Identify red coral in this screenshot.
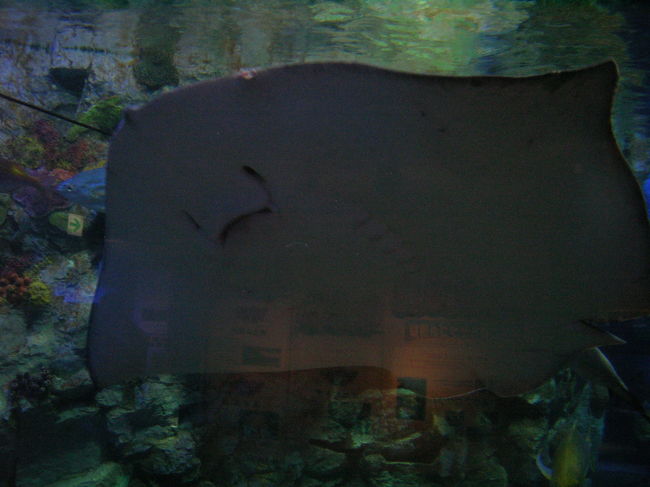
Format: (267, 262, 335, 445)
(49, 168, 75, 183)
(2, 255, 35, 274)
(0, 271, 31, 304)
(31, 119, 62, 166)
(63, 139, 96, 171)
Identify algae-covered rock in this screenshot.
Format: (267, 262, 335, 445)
(299, 478, 341, 487)
(44, 461, 130, 487)
(67, 96, 124, 140)
(132, 6, 180, 91)
(48, 211, 70, 232)
(310, 2, 357, 23)
(100, 375, 207, 479)
(133, 54, 179, 91)
(0, 309, 26, 359)
(460, 460, 508, 487)
(7, 135, 45, 169)
(140, 431, 200, 480)
(365, 464, 427, 487)
(95, 386, 125, 408)
(303, 445, 346, 477)
(14, 406, 107, 486)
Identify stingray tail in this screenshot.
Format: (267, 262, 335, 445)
(571, 346, 650, 424)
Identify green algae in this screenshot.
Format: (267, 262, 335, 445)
(9, 135, 45, 169)
(48, 211, 70, 233)
(26, 280, 52, 308)
(67, 97, 124, 141)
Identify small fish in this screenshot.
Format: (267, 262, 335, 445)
(0, 156, 49, 195)
(536, 423, 591, 487)
(56, 167, 106, 212)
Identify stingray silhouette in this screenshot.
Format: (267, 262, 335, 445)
(87, 61, 650, 398)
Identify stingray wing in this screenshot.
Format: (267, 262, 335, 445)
(88, 62, 650, 397)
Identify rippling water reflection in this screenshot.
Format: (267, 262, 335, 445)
(3, 1, 646, 170)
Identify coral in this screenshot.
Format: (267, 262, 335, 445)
(0, 271, 31, 305)
(31, 119, 63, 166)
(49, 168, 76, 183)
(1, 118, 107, 173)
(23, 254, 54, 278)
(67, 96, 124, 141)
(32, 119, 61, 148)
(0, 267, 51, 308)
(7, 135, 45, 169)
(62, 139, 93, 171)
(11, 167, 70, 217)
(26, 279, 51, 307)
(59, 138, 106, 172)
(2, 254, 36, 274)
(7, 367, 53, 405)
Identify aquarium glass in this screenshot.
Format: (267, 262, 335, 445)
(0, 1, 649, 486)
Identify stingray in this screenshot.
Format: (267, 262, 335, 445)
(88, 61, 650, 398)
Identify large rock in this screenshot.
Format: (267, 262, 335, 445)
(13, 406, 107, 486)
(44, 462, 130, 487)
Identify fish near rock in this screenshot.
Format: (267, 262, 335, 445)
(536, 423, 592, 487)
(56, 167, 106, 212)
(0, 156, 68, 217)
(88, 62, 650, 398)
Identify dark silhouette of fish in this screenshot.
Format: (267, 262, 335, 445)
(88, 61, 650, 399)
(536, 423, 591, 487)
(0, 156, 69, 217)
(0, 156, 48, 195)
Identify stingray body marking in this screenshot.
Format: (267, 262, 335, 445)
(182, 165, 276, 245)
(89, 61, 650, 398)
